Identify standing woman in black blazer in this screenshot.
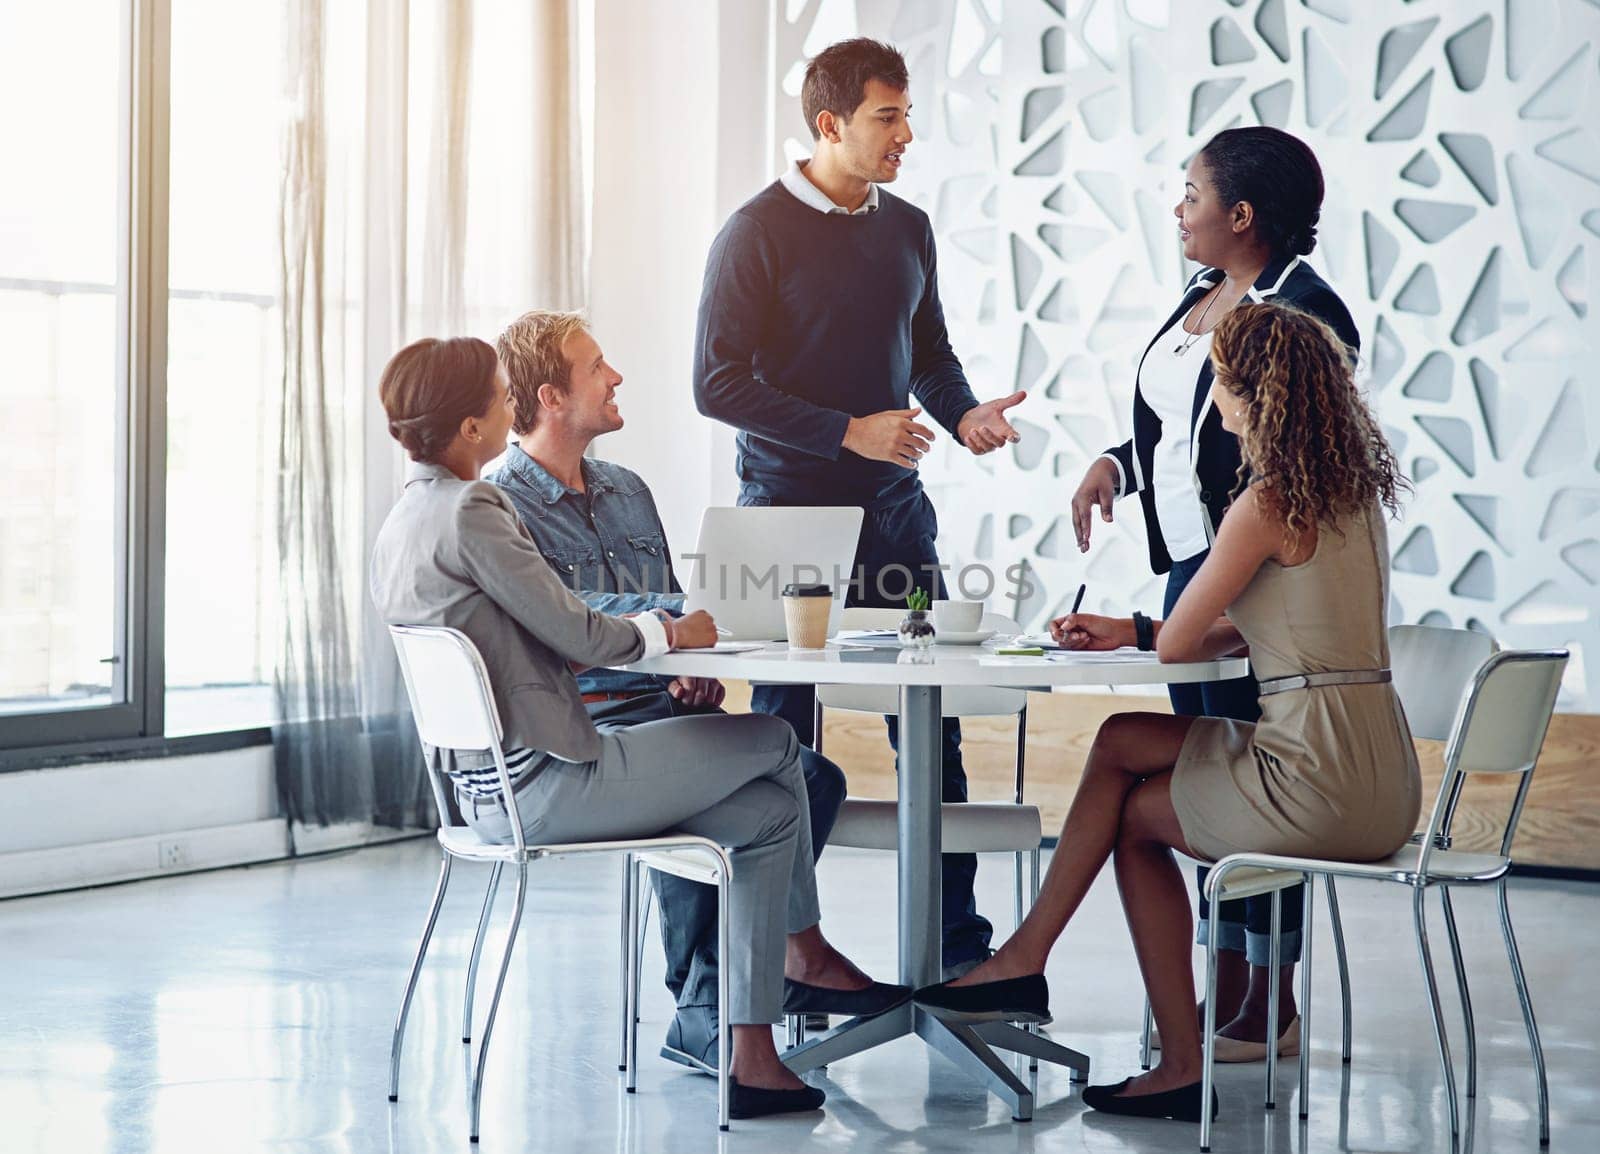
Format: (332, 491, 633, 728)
(1068, 127, 1359, 1060)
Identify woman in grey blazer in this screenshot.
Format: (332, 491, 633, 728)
(370, 336, 907, 1119)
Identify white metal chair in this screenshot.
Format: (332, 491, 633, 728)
(1196, 646, 1566, 1152)
(385, 624, 737, 1138)
(1140, 623, 1499, 1076)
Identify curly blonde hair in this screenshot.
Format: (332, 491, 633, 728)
(1209, 302, 1405, 544)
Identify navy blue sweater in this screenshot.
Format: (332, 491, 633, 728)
(693, 181, 978, 510)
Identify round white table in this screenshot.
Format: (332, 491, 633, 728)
(617, 638, 1249, 1119)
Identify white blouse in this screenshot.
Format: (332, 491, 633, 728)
(1137, 325, 1214, 564)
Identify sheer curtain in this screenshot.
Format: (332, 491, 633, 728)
(273, 0, 585, 846)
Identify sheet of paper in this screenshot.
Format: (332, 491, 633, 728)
(1005, 636, 1157, 661)
(828, 632, 902, 648)
(979, 648, 1159, 668)
(709, 642, 766, 653)
(1046, 648, 1159, 662)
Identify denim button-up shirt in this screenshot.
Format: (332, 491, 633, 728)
(484, 444, 686, 696)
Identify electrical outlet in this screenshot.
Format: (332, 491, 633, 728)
(158, 839, 189, 870)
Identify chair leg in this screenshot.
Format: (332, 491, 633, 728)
(390, 852, 453, 1102)
(1200, 902, 1221, 1152)
(468, 862, 528, 1142)
(618, 854, 636, 1072)
(1027, 847, 1042, 1074)
(1325, 875, 1353, 1064)
(1011, 851, 1024, 934)
(1139, 998, 1154, 1071)
(1440, 887, 1477, 1099)
(1265, 887, 1281, 1110)
(635, 878, 654, 1025)
(1413, 885, 1460, 1138)
(717, 865, 732, 1131)
(1499, 880, 1550, 1147)
(1298, 876, 1314, 1120)
(626, 858, 644, 1092)
(462, 862, 503, 1044)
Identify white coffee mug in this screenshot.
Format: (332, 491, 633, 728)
(931, 599, 983, 633)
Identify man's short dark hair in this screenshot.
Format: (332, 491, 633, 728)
(801, 38, 908, 141)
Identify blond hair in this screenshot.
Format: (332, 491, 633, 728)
(1210, 302, 1406, 544)
(495, 309, 590, 435)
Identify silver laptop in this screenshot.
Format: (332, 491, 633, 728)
(681, 506, 865, 641)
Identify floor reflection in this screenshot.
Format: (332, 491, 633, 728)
(2, 838, 1594, 1154)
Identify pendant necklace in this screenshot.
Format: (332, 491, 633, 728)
(1174, 288, 1222, 355)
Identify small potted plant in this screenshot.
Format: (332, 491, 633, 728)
(898, 587, 937, 649)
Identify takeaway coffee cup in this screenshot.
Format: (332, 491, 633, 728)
(932, 599, 983, 633)
(782, 583, 833, 650)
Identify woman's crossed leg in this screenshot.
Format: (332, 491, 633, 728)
(945, 711, 1205, 1097)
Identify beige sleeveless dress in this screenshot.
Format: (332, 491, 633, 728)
(1170, 501, 1422, 863)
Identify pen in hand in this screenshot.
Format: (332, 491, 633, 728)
(1049, 582, 1088, 648)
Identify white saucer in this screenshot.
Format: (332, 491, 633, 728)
(934, 628, 997, 645)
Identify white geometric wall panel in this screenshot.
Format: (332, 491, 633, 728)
(772, 0, 1600, 709)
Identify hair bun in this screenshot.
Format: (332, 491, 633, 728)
(1199, 127, 1325, 260)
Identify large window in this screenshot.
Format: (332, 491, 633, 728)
(0, 1, 138, 743)
(0, 0, 288, 749)
(161, 0, 285, 736)
(0, 0, 584, 754)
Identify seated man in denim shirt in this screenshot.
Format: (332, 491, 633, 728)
(486, 310, 851, 1075)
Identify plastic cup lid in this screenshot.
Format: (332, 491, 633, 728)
(781, 583, 832, 597)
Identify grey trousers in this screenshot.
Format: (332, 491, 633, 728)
(464, 712, 820, 1023)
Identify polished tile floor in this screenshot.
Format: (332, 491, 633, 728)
(4, 837, 1595, 1153)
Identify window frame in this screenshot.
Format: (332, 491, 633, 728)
(0, 0, 170, 751)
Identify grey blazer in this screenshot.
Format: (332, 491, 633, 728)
(370, 461, 649, 763)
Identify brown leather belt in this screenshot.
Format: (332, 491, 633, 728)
(581, 689, 653, 705)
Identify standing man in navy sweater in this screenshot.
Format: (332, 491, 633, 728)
(693, 38, 1026, 977)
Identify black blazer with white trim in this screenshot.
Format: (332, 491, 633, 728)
(1099, 253, 1359, 575)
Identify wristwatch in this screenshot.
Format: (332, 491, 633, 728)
(1132, 611, 1154, 652)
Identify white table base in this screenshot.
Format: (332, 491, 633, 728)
(779, 685, 1091, 1119)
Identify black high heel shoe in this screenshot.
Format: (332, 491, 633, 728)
(912, 973, 1051, 1024)
(1081, 1076, 1218, 1122)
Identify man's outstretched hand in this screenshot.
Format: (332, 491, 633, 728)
(957, 391, 1027, 455)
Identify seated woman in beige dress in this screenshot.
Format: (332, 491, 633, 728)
(917, 301, 1419, 1124)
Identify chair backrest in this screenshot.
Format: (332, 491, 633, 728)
(1414, 648, 1567, 873)
(389, 624, 526, 852)
(1389, 624, 1496, 743)
(391, 625, 503, 749)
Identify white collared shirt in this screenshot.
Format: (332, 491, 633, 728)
(630, 609, 671, 658)
(779, 159, 879, 215)
(1142, 327, 1215, 563)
